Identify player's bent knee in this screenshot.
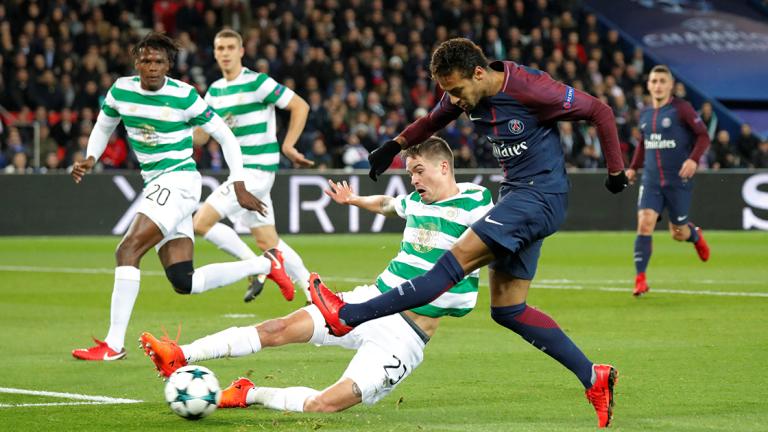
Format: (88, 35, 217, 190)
(115, 238, 144, 263)
(164, 261, 194, 294)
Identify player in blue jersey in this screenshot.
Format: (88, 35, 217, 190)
(310, 38, 628, 428)
(625, 65, 711, 296)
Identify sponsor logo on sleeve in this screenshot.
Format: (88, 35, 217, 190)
(563, 86, 575, 109)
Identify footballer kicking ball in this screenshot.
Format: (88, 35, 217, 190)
(164, 365, 221, 420)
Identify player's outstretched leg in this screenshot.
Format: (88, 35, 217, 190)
(585, 364, 619, 428)
(687, 223, 710, 262)
(308, 273, 353, 336)
(219, 377, 255, 408)
(139, 331, 187, 377)
(264, 248, 295, 301)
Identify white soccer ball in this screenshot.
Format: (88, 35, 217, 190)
(164, 365, 221, 420)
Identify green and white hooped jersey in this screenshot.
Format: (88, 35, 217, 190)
(204, 68, 294, 172)
(376, 183, 495, 318)
(101, 76, 216, 183)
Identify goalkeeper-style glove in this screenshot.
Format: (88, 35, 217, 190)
(605, 171, 629, 194)
(367, 140, 402, 181)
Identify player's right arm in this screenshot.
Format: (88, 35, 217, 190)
(324, 179, 398, 217)
(72, 95, 121, 183)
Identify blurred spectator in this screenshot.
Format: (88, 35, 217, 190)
(342, 134, 370, 170)
(751, 139, 768, 169)
(307, 137, 333, 171)
(697, 101, 718, 142)
(735, 123, 760, 163)
(38, 125, 58, 160)
(576, 144, 601, 169)
(559, 121, 585, 168)
(52, 108, 79, 150)
(4, 151, 31, 174)
(4, 127, 29, 161)
(30, 70, 65, 111)
(198, 141, 226, 171)
(454, 145, 478, 169)
(100, 134, 128, 169)
(41, 151, 62, 173)
(673, 82, 687, 99)
(709, 130, 741, 169)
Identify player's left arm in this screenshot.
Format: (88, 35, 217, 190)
(190, 93, 267, 215)
(520, 74, 624, 174)
(324, 179, 398, 217)
(513, 72, 627, 192)
(676, 100, 711, 180)
(279, 93, 314, 168)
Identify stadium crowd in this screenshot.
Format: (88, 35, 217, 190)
(1, 0, 766, 174)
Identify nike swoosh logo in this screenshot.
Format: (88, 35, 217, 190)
(484, 215, 503, 226)
(266, 251, 282, 270)
(103, 351, 124, 361)
(468, 114, 482, 121)
(677, 216, 687, 221)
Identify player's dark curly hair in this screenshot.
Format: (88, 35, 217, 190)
(403, 136, 454, 170)
(131, 32, 178, 65)
(430, 38, 488, 79)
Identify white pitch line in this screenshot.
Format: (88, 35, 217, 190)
(0, 402, 123, 408)
(531, 284, 768, 297)
(1, 265, 766, 298)
(222, 313, 257, 319)
(0, 265, 164, 277)
(0, 387, 142, 409)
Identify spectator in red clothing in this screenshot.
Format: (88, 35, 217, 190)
(100, 134, 127, 169)
(153, 0, 180, 36)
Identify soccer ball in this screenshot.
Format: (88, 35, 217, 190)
(164, 365, 221, 420)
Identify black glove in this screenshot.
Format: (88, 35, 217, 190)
(604, 171, 629, 194)
(368, 140, 402, 181)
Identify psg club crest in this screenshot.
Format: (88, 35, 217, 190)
(508, 119, 524, 135)
(661, 117, 671, 128)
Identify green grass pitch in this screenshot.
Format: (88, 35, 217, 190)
(0, 232, 766, 431)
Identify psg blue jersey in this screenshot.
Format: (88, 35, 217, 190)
(401, 61, 624, 193)
(633, 98, 710, 187)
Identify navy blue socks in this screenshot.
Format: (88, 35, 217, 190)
(339, 251, 465, 326)
(686, 223, 700, 243)
(491, 303, 594, 388)
(634, 234, 652, 274)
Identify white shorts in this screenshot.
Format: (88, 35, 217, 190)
(136, 170, 201, 251)
(303, 285, 427, 405)
(205, 169, 275, 228)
